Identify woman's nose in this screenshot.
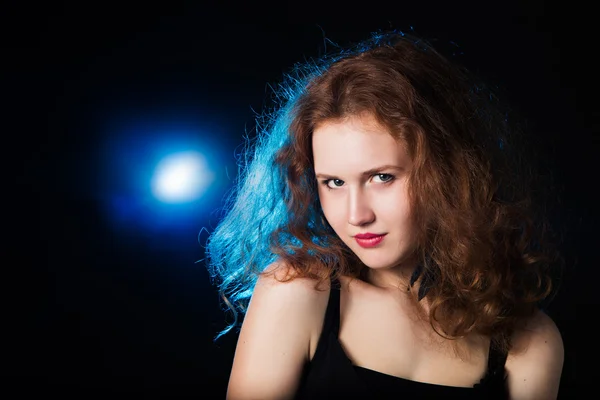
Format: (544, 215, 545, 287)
(347, 189, 375, 226)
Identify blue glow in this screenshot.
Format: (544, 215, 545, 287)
(151, 151, 214, 203)
(97, 115, 233, 235)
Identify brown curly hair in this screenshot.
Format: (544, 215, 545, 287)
(265, 33, 559, 354)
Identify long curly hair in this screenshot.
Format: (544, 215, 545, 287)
(205, 31, 561, 353)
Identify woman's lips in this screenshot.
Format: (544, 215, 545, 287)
(354, 234, 386, 248)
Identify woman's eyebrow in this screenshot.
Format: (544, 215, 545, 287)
(315, 165, 403, 179)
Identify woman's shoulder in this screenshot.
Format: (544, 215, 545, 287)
(256, 261, 332, 294)
(251, 261, 333, 330)
(504, 309, 564, 398)
(508, 310, 563, 357)
(227, 262, 332, 399)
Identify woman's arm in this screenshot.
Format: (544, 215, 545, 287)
(504, 310, 564, 399)
(226, 263, 323, 400)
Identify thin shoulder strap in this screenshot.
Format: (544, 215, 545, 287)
(328, 276, 341, 335)
(308, 276, 343, 366)
(487, 342, 508, 376)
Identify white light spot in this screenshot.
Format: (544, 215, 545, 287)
(151, 151, 213, 203)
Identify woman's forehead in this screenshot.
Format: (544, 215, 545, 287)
(312, 117, 410, 176)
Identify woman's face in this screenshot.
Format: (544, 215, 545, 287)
(312, 114, 416, 272)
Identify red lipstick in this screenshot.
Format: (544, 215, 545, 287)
(354, 233, 386, 248)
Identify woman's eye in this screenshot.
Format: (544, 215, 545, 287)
(325, 179, 344, 189)
(375, 174, 394, 183)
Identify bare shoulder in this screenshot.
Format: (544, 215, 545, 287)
(505, 310, 564, 400)
(226, 261, 330, 400)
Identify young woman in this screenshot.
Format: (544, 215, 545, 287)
(206, 31, 564, 399)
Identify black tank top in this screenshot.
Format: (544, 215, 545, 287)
(295, 278, 508, 399)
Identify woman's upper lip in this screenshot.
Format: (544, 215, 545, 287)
(354, 233, 386, 239)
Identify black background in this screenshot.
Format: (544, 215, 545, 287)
(5, 1, 591, 397)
